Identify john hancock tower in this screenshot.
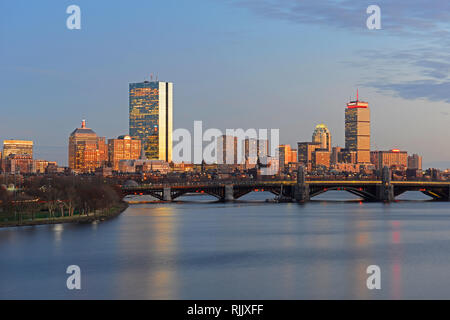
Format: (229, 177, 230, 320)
(129, 80, 173, 162)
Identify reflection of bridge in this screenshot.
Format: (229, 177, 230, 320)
(121, 168, 450, 203)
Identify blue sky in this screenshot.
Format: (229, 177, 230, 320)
(1, 0, 450, 167)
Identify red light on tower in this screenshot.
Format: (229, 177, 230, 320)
(347, 89, 369, 109)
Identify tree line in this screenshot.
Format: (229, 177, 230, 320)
(0, 176, 122, 222)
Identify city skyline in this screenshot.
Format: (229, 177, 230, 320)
(0, 85, 430, 173)
(2, 79, 440, 167)
(0, 87, 431, 169)
(2, 1, 450, 168)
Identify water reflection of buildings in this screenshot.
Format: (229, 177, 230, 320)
(390, 220, 402, 299)
(279, 204, 297, 297)
(52, 224, 64, 245)
(150, 209, 179, 299)
(353, 217, 371, 299)
(352, 209, 403, 299)
(308, 202, 333, 298)
(118, 206, 179, 299)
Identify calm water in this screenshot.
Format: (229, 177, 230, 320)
(1, 191, 450, 299)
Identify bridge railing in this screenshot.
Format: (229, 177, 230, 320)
(121, 180, 371, 190)
(121, 179, 450, 190)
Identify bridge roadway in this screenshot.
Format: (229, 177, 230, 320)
(121, 180, 450, 203)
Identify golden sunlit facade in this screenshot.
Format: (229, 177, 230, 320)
(370, 149, 408, 170)
(313, 149, 331, 169)
(2, 140, 33, 158)
(278, 144, 297, 169)
(345, 95, 370, 164)
(129, 81, 173, 162)
(34, 160, 57, 174)
(108, 135, 142, 171)
(312, 124, 331, 151)
(4, 154, 34, 173)
(68, 120, 107, 173)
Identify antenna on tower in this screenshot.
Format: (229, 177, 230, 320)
(150, 73, 153, 81)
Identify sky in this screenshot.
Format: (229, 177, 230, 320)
(1, 0, 450, 167)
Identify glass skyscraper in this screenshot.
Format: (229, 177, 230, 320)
(129, 81, 173, 162)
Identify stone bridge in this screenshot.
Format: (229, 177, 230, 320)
(120, 167, 450, 203)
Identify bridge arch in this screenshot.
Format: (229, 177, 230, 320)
(171, 190, 222, 201)
(232, 185, 287, 200)
(393, 188, 447, 201)
(393, 190, 433, 200)
(310, 186, 377, 201)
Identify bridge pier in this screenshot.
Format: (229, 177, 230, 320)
(294, 166, 310, 203)
(223, 185, 234, 202)
(163, 187, 172, 202)
(294, 184, 310, 203)
(377, 184, 394, 202)
(377, 166, 394, 202)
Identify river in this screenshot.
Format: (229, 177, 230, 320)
(1, 191, 450, 299)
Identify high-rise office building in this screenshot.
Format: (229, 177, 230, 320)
(370, 149, 408, 170)
(68, 120, 107, 173)
(2, 140, 33, 172)
(97, 137, 108, 168)
(244, 138, 269, 163)
(217, 135, 238, 164)
(297, 142, 321, 171)
(408, 154, 423, 170)
(289, 149, 297, 163)
(2, 140, 33, 158)
(278, 145, 297, 170)
(108, 135, 142, 171)
(129, 80, 173, 162)
(216, 136, 269, 165)
(331, 146, 342, 164)
(3, 154, 34, 173)
(312, 124, 331, 151)
(345, 91, 370, 164)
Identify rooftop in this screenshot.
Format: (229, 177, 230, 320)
(70, 120, 97, 136)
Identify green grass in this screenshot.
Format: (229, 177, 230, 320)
(0, 202, 128, 228)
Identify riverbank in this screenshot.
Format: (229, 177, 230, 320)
(0, 202, 128, 229)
